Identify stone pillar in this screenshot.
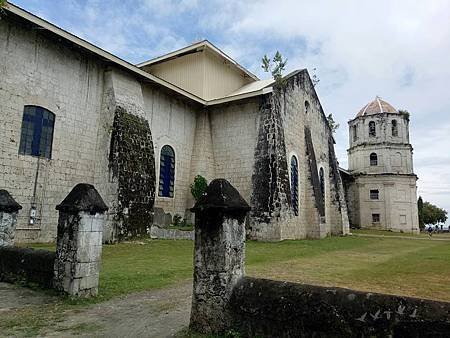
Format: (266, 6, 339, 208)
(189, 179, 250, 334)
(54, 184, 108, 297)
(0, 190, 22, 247)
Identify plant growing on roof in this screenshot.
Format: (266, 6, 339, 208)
(0, 0, 7, 16)
(190, 175, 208, 201)
(261, 51, 287, 88)
(326, 113, 340, 134)
(398, 109, 410, 121)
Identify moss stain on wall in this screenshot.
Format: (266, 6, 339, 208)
(109, 107, 156, 239)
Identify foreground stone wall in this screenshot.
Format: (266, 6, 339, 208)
(0, 246, 55, 288)
(230, 277, 450, 337)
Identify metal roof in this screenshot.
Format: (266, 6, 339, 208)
(136, 40, 259, 81)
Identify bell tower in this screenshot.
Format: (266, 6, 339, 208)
(346, 97, 419, 233)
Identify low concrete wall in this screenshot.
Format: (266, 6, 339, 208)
(230, 277, 450, 337)
(149, 225, 194, 240)
(0, 246, 55, 288)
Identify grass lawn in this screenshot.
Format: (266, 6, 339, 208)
(19, 235, 450, 302)
(353, 228, 450, 238)
(3, 235, 450, 335)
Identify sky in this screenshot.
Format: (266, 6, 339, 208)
(11, 0, 450, 224)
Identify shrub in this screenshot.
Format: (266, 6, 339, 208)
(190, 175, 208, 201)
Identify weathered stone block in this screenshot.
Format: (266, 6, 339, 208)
(0, 190, 22, 247)
(54, 184, 107, 297)
(190, 179, 250, 334)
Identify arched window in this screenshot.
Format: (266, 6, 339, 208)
(158, 145, 175, 198)
(305, 100, 310, 114)
(391, 120, 398, 136)
(319, 167, 325, 205)
(368, 121, 376, 137)
(352, 125, 358, 141)
(19, 105, 55, 159)
(290, 156, 299, 216)
(370, 153, 378, 166)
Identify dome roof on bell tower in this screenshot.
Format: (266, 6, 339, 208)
(356, 96, 397, 117)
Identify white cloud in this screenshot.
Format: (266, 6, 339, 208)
(206, 0, 450, 222)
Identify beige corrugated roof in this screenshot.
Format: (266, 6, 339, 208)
(137, 40, 259, 81)
(357, 96, 397, 117)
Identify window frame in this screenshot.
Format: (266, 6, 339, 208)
(369, 189, 379, 200)
(290, 155, 299, 216)
(368, 121, 376, 137)
(352, 125, 358, 141)
(372, 213, 380, 223)
(158, 145, 176, 198)
(370, 153, 378, 166)
(18, 105, 55, 159)
(319, 167, 325, 203)
(391, 119, 398, 137)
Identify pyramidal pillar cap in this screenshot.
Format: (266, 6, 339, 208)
(191, 179, 251, 214)
(0, 190, 22, 213)
(56, 183, 108, 214)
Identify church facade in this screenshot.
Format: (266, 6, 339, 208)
(342, 97, 419, 233)
(0, 4, 352, 243)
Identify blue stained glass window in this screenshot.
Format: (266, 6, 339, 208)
(290, 156, 299, 216)
(319, 167, 325, 205)
(158, 145, 175, 198)
(19, 106, 55, 159)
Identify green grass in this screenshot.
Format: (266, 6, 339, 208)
(353, 228, 450, 238)
(4, 234, 450, 336)
(17, 235, 450, 302)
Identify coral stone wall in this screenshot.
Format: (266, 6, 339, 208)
(142, 85, 198, 225)
(352, 174, 419, 233)
(249, 70, 349, 240)
(0, 15, 106, 242)
(230, 277, 450, 337)
(208, 98, 260, 204)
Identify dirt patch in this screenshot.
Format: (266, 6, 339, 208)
(0, 282, 57, 312)
(0, 281, 192, 337)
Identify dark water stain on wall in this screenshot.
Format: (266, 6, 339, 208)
(109, 107, 156, 239)
(305, 126, 325, 217)
(251, 93, 291, 224)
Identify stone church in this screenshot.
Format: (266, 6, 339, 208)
(1, 4, 353, 243)
(341, 97, 419, 233)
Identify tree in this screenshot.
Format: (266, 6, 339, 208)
(421, 200, 448, 227)
(326, 113, 339, 134)
(417, 196, 424, 230)
(261, 51, 287, 87)
(190, 175, 208, 201)
(0, 0, 6, 7)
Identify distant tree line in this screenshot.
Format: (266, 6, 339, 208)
(417, 196, 448, 230)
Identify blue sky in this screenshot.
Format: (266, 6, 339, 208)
(11, 0, 450, 224)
